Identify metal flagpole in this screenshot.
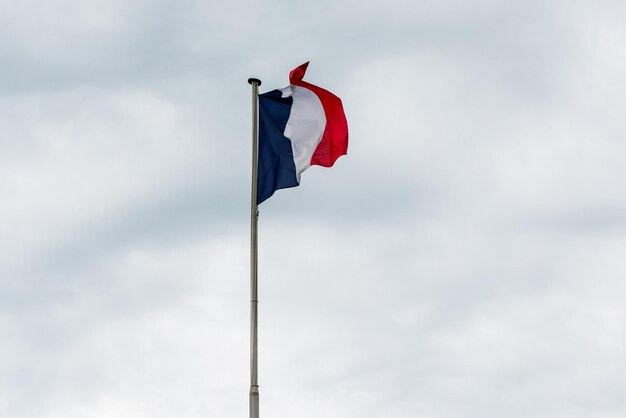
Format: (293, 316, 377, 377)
(247, 77, 261, 418)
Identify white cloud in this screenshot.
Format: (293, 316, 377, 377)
(1, 0, 626, 417)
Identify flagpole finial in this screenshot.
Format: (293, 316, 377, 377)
(248, 78, 262, 86)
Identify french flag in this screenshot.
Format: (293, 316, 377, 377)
(257, 62, 349, 204)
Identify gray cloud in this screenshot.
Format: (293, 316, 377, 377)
(1, 0, 626, 417)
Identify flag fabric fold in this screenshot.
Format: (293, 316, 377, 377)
(257, 62, 348, 204)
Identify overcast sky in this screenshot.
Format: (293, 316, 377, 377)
(2, 1, 626, 417)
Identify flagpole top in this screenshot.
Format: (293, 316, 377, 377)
(248, 78, 262, 86)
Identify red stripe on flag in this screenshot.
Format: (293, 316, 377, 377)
(289, 62, 349, 168)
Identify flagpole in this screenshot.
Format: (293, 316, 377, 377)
(247, 77, 261, 418)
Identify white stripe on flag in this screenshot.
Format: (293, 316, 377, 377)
(280, 85, 326, 181)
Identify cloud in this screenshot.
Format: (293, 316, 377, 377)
(2, 0, 626, 417)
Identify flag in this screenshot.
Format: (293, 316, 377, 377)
(257, 62, 348, 204)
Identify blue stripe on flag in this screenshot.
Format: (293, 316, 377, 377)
(257, 90, 299, 204)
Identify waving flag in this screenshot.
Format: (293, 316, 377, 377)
(257, 62, 348, 204)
